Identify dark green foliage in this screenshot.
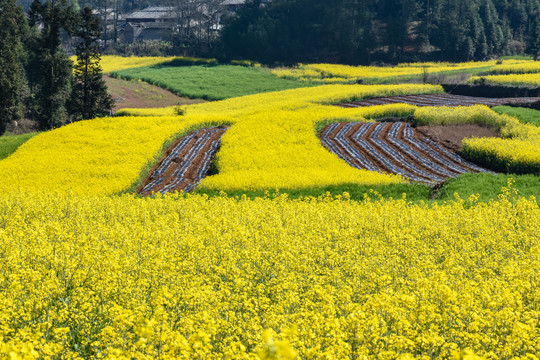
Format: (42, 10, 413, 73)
(0, 0, 27, 135)
(69, 6, 113, 120)
(527, 16, 540, 58)
(223, 0, 540, 64)
(28, 0, 79, 130)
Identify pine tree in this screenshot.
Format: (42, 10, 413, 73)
(0, 0, 27, 135)
(69, 6, 113, 120)
(527, 16, 540, 58)
(28, 0, 80, 130)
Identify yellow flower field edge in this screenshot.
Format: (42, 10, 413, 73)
(272, 60, 532, 84)
(461, 137, 540, 174)
(415, 106, 540, 174)
(483, 61, 540, 75)
(69, 55, 218, 73)
(0, 84, 442, 195)
(0, 187, 538, 359)
(469, 73, 540, 87)
(0, 115, 231, 195)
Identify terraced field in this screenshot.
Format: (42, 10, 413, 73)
(1, 58, 540, 359)
(337, 93, 540, 108)
(139, 126, 227, 195)
(321, 122, 493, 185)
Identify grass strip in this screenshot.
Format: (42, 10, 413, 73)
(192, 173, 539, 205)
(0, 133, 38, 161)
(435, 173, 540, 204)
(492, 106, 540, 127)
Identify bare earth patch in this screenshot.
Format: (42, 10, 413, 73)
(321, 122, 494, 185)
(105, 75, 207, 112)
(416, 124, 500, 152)
(139, 126, 228, 196)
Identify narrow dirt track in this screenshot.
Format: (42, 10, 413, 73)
(337, 93, 540, 108)
(321, 122, 495, 185)
(138, 126, 228, 196)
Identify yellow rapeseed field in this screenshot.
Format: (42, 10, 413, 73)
(485, 61, 540, 75)
(469, 73, 540, 87)
(1, 62, 540, 360)
(0, 84, 442, 195)
(69, 55, 177, 73)
(272, 60, 532, 83)
(70, 55, 217, 73)
(0, 187, 539, 359)
(415, 106, 540, 173)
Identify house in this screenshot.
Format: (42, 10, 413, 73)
(123, 22, 174, 43)
(223, 0, 247, 13)
(120, 2, 257, 44)
(124, 6, 176, 23)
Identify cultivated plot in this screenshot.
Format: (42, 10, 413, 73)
(337, 93, 540, 108)
(321, 122, 494, 184)
(139, 126, 228, 195)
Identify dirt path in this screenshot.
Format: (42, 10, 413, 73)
(337, 93, 540, 108)
(321, 122, 495, 185)
(138, 126, 228, 196)
(105, 76, 206, 112)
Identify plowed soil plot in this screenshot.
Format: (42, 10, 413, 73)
(337, 93, 540, 108)
(139, 126, 227, 196)
(321, 122, 495, 184)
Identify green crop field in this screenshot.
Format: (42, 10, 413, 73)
(112, 64, 312, 100)
(0, 133, 37, 161)
(492, 106, 540, 127)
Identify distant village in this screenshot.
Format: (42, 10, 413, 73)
(95, 1, 248, 45)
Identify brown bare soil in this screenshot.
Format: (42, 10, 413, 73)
(321, 122, 493, 184)
(138, 126, 227, 196)
(337, 93, 540, 108)
(416, 124, 500, 152)
(105, 76, 207, 112)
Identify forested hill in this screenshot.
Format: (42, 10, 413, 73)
(222, 0, 540, 64)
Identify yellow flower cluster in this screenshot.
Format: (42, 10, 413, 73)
(469, 73, 540, 86)
(0, 115, 230, 195)
(70, 55, 218, 74)
(485, 61, 540, 75)
(70, 55, 175, 73)
(415, 105, 540, 173)
(0, 188, 538, 359)
(0, 84, 442, 194)
(271, 60, 532, 83)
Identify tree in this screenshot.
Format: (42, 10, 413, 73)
(28, 0, 80, 130)
(69, 6, 113, 120)
(527, 16, 540, 58)
(0, 0, 28, 135)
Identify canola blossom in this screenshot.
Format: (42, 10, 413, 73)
(0, 188, 538, 359)
(69, 55, 217, 74)
(415, 106, 540, 173)
(469, 73, 540, 86)
(0, 115, 231, 195)
(271, 60, 533, 83)
(0, 84, 442, 195)
(69, 55, 175, 73)
(485, 61, 540, 75)
(3, 83, 538, 194)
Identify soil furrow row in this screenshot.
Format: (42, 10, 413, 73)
(139, 126, 228, 196)
(321, 121, 494, 184)
(337, 93, 540, 108)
